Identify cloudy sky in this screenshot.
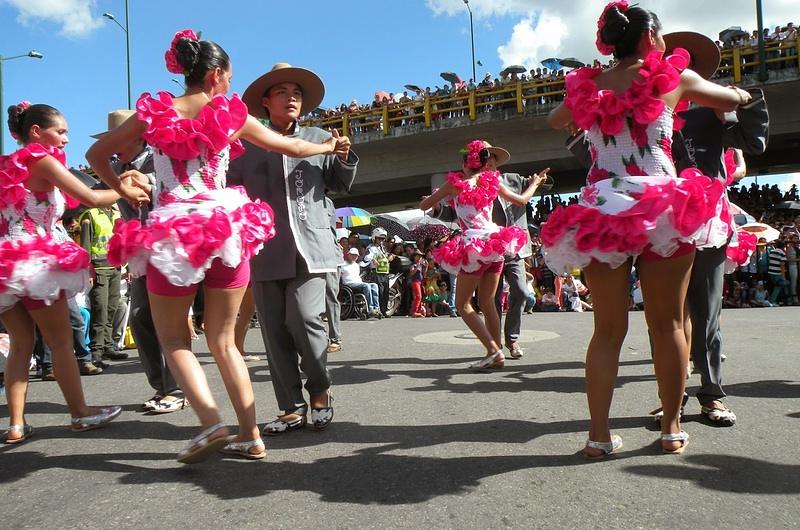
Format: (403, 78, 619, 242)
(1, 0, 797, 188)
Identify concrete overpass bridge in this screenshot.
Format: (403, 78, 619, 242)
(308, 44, 800, 212)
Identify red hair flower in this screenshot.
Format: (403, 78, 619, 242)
(595, 1, 629, 56)
(165, 29, 199, 74)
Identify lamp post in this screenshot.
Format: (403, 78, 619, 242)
(755, 0, 768, 82)
(103, 0, 132, 109)
(0, 50, 44, 155)
(463, 0, 477, 83)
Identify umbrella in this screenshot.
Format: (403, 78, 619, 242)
(372, 214, 413, 241)
(739, 222, 781, 243)
(336, 206, 373, 228)
(541, 58, 562, 71)
(404, 84, 422, 93)
(776, 201, 800, 211)
(440, 71, 462, 84)
(411, 224, 452, 244)
(503, 65, 527, 74)
(719, 26, 748, 45)
(374, 91, 391, 103)
(406, 215, 458, 230)
(559, 57, 585, 69)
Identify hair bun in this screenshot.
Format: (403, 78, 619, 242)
(600, 6, 630, 47)
(174, 38, 201, 74)
(7, 104, 26, 138)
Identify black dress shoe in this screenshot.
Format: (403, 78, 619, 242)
(102, 350, 129, 360)
(94, 360, 110, 369)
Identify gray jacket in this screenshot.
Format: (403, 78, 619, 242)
(228, 124, 358, 281)
(436, 172, 532, 259)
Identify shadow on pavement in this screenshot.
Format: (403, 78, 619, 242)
(724, 380, 800, 399)
(624, 455, 800, 494)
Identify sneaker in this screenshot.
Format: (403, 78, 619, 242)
(327, 342, 342, 353)
(102, 350, 129, 361)
(41, 368, 56, 381)
(79, 362, 103, 376)
(241, 354, 261, 362)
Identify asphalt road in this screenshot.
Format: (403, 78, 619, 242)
(1, 307, 798, 529)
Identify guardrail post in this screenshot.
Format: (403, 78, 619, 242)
(733, 46, 741, 83)
(468, 90, 476, 120)
(424, 96, 431, 128)
(342, 113, 350, 137)
(516, 81, 524, 113)
(382, 105, 389, 136)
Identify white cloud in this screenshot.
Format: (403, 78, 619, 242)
(497, 13, 568, 69)
(2, 0, 103, 38)
(427, 0, 798, 71)
(775, 173, 800, 192)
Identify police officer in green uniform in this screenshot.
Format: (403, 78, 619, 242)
(80, 205, 127, 362)
(362, 227, 391, 317)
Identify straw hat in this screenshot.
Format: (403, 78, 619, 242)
(242, 63, 325, 119)
(663, 31, 721, 80)
(91, 109, 135, 139)
(482, 141, 511, 167)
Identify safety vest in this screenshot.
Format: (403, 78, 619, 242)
(80, 208, 120, 261)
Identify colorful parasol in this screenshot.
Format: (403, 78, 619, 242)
(336, 206, 373, 228)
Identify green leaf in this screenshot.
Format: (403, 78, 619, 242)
(597, 196, 607, 206)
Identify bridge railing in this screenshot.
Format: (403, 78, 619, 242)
(301, 38, 799, 138)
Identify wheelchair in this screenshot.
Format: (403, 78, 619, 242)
(338, 283, 369, 321)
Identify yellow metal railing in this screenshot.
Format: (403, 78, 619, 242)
(302, 39, 799, 137)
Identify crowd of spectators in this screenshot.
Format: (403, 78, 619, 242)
(716, 21, 798, 77)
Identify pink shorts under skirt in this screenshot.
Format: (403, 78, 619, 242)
(146, 258, 250, 297)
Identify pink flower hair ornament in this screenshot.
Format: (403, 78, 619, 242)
(459, 139, 488, 170)
(596, 1, 630, 56)
(164, 29, 200, 75)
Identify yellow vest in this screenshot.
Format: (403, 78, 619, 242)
(80, 208, 120, 261)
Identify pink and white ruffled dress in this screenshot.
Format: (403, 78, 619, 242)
(541, 49, 728, 274)
(433, 170, 527, 275)
(108, 92, 276, 287)
(0, 144, 90, 312)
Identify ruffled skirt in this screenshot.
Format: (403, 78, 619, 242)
(108, 186, 275, 287)
(540, 170, 728, 274)
(0, 235, 90, 313)
(434, 225, 527, 275)
(724, 229, 758, 274)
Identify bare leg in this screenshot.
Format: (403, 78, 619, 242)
(477, 271, 503, 352)
(234, 285, 255, 357)
(149, 292, 226, 436)
(2, 305, 37, 434)
(638, 253, 694, 451)
(202, 285, 259, 444)
(582, 260, 632, 455)
(455, 273, 503, 357)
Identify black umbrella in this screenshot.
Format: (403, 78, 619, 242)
(70, 168, 99, 188)
(776, 201, 800, 211)
(559, 57, 585, 69)
(719, 26, 749, 44)
(503, 65, 527, 74)
(404, 84, 422, 93)
(372, 214, 413, 241)
(440, 71, 462, 84)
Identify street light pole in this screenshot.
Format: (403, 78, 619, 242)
(463, 0, 476, 83)
(103, 1, 132, 109)
(0, 51, 44, 155)
(755, 0, 768, 82)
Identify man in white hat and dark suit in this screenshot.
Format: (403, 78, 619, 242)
(228, 64, 357, 434)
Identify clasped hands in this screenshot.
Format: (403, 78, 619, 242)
(118, 169, 151, 208)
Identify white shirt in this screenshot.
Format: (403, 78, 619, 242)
(340, 260, 365, 286)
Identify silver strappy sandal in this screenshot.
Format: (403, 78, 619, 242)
(584, 434, 623, 459)
(71, 406, 122, 432)
(221, 438, 266, 460)
(177, 422, 230, 464)
(4, 424, 33, 444)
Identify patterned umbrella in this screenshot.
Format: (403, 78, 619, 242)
(336, 206, 373, 228)
(373, 214, 414, 241)
(411, 224, 452, 244)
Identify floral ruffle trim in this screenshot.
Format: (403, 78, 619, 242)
(108, 198, 275, 284)
(136, 91, 248, 162)
(565, 49, 690, 136)
(0, 236, 89, 294)
(725, 230, 757, 273)
(540, 168, 725, 272)
(0, 144, 77, 210)
(448, 169, 501, 210)
(434, 225, 526, 275)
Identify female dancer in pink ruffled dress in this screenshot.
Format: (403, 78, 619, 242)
(87, 30, 346, 463)
(1, 103, 148, 443)
(544, 3, 752, 457)
(421, 140, 548, 370)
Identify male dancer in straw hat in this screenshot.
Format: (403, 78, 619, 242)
(228, 64, 357, 434)
(91, 111, 186, 414)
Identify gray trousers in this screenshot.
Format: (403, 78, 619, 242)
(129, 277, 178, 396)
(495, 257, 527, 346)
(325, 270, 342, 343)
(253, 259, 331, 413)
(687, 245, 727, 404)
